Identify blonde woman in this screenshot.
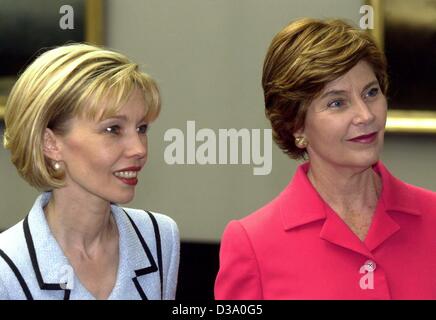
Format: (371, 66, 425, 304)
(0, 44, 179, 300)
(215, 18, 436, 299)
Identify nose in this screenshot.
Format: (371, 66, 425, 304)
(126, 133, 147, 160)
(352, 97, 375, 125)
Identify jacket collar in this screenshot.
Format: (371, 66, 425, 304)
(279, 162, 326, 230)
(375, 161, 423, 216)
(111, 205, 159, 299)
(279, 161, 421, 257)
(25, 192, 158, 299)
(25, 192, 71, 295)
(280, 161, 421, 231)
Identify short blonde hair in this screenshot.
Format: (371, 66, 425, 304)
(3, 43, 161, 190)
(262, 18, 388, 160)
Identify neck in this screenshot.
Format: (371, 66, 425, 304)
(307, 159, 381, 215)
(44, 188, 116, 255)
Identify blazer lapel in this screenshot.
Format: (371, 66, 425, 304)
(116, 208, 159, 300)
(319, 206, 375, 259)
(25, 193, 72, 299)
(280, 162, 326, 230)
(364, 162, 421, 251)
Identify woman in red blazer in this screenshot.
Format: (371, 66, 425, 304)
(215, 18, 436, 299)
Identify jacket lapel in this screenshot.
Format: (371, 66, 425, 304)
(114, 207, 159, 300)
(319, 206, 375, 259)
(364, 162, 421, 251)
(280, 162, 326, 230)
(25, 192, 72, 299)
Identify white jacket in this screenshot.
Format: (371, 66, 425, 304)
(0, 192, 180, 300)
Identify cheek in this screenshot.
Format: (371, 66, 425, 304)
(63, 138, 87, 161)
(305, 117, 344, 145)
(374, 95, 388, 121)
(63, 138, 118, 173)
(378, 104, 388, 125)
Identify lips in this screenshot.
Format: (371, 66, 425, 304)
(347, 132, 378, 143)
(114, 166, 141, 173)
(113, 166, 141, 186)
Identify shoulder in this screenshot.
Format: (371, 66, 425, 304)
(218, 196, 284, 261)
(406, 183, 436, 219)
(408, 183, 436, 204)
(0, 220, 30, 299)
(222, 194, 282, 239)
(230, 193, 284, 240)
(379, 162, 436, 214)
(394, 179, 436, 214)
(0, 220, 26, 257)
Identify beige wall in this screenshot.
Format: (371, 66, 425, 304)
(1, 0, 435, 242)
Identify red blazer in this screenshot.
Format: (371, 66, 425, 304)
(215, 161, 436, 299)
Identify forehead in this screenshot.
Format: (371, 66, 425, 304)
(84, 87, 147, 121)
(322, 60, 377, 92)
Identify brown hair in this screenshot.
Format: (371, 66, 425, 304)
(262, 18, 388, 159)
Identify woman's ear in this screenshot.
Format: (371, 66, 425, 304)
(43, 128, 62, 161)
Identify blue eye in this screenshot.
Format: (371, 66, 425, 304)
(328, 100, 344, 109)
(137, 124, 148, 134)
(105, 125, 121, 135)
(366, 87, 379, 98)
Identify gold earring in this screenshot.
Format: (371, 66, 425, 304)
(295, 136, 308, 148)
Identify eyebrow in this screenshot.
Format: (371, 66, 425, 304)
(320, 80, 379, 99)
(105, 115, 128, 121)
(102, 115, 148, 123)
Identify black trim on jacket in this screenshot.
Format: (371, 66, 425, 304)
(23, 215, 70, 300)
(123, 210, 163, 300)
(0, 249, 33, 300)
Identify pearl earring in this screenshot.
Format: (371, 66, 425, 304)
(53, 161, 61, 170)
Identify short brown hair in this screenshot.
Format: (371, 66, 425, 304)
(4, 43, 161, 190)
(262, 18, 388, 160)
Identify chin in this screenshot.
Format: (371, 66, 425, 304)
(116, 195, 135, 204)
(349, 152, 380, 169)
(107, 191, 135, 205)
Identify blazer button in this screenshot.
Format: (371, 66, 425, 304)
(364, 260, 377, 272)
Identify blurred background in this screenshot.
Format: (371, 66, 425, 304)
(1, 0, 435, 299)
